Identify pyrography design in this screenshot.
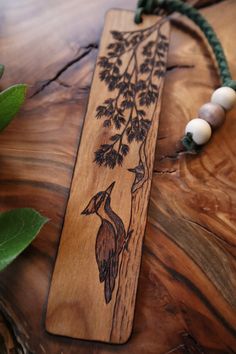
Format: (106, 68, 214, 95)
(94, 19, 168, 172)
(82, 19, 168, 303)
(81, 181, 132, 304)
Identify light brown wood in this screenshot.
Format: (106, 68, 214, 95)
(46, 10, 169, 343)
(1, 0, 236, 352)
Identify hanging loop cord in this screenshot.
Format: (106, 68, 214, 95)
(135, 0, 236, 91)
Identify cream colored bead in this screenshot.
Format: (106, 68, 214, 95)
(185, 118, 212, 145)
(211, 87, 236, 111)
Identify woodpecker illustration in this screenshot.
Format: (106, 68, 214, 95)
(81, 181, 132, 304)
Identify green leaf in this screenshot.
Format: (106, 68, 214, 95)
(0, 208, 48, 271)
(0, 84, 27, 132)
(0, 65, 4, 80)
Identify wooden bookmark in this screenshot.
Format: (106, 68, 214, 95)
(46, 9, 169, 344)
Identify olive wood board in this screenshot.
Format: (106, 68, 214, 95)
(46, 9, 170, 344)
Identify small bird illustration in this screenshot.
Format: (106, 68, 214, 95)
(81, 181, 131, 304)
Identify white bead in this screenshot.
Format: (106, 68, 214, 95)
(211, 87, 236, 111)
(185, 118, 212, 145)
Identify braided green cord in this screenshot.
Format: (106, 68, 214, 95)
(135, 0, 236, 91)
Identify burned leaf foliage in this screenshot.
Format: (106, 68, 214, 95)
(94, 21, 168, 168)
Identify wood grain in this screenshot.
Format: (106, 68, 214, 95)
(0, 0, 236, 352)
(46, 10, 169, 343)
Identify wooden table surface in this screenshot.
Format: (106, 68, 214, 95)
(0, 0, 236, 353)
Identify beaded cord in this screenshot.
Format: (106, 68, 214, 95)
(134, 0, 236, 152)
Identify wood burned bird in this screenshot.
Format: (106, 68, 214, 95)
(81, 181, 131, 304)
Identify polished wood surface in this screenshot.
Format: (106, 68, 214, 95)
(0, 0, 236, 352)
(46, 11, 169, 343)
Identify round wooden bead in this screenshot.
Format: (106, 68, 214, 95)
(211, 87, 236, 111)
(198, 102, 225, 130)
(185, 118, 212, 145)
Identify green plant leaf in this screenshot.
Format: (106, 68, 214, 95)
(0, 65, 4, 80)
(0, 84, 27, 132)
(0, 208, 48, 271)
